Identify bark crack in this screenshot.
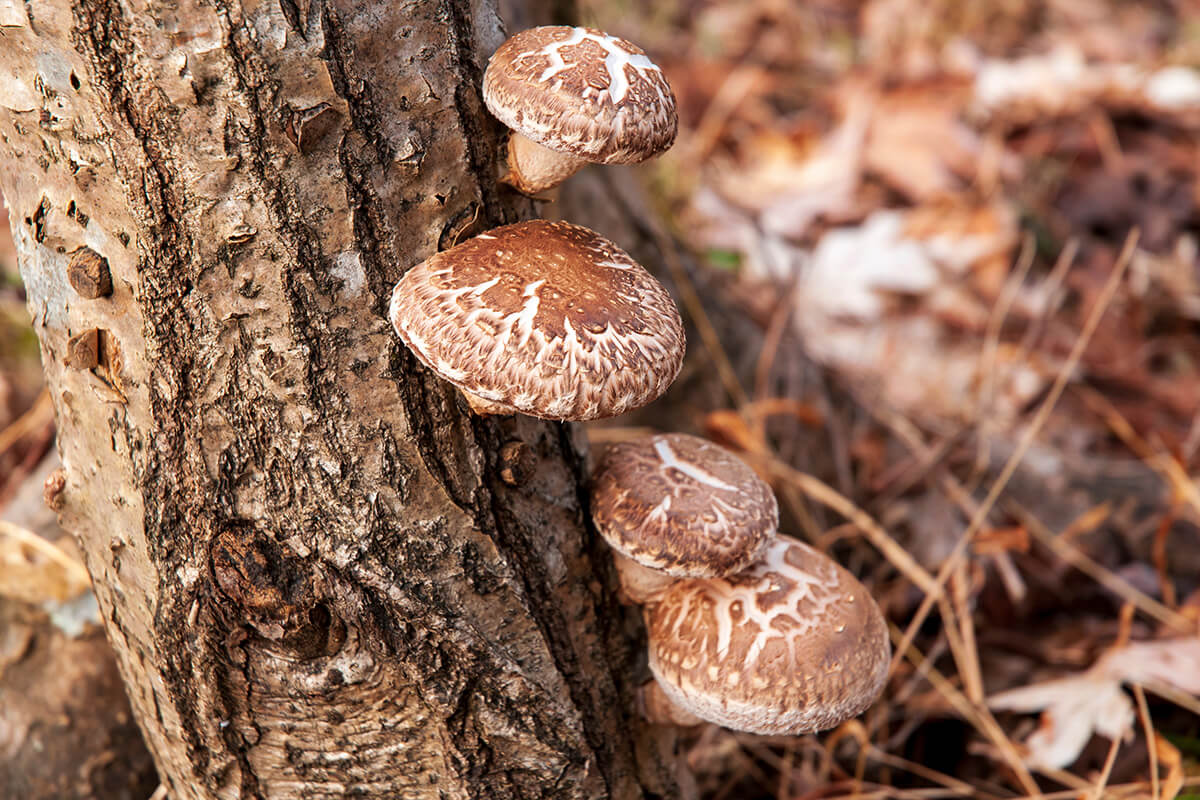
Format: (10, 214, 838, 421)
(71, 0, 213, 786)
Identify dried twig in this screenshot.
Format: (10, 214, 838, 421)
(1088, 735, 1122, 800)
(1007, 500, 1193, 633)
(975, 231, 1035, 438)
(1075, 385, 1200, 525)
(1014, 238, 1079, 360)
(647, 220, 749, 409)
(0, 388, 52, 457)
(759, 458, 939, 595)
(951, 562, 984, 704)
(889, 230, 1140, 678)
(889, 623, 1043, 797)
(859, 743, 984, 798)
(1132, 684, 1159, 800)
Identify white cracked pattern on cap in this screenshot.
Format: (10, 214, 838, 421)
(646, 538, 890, 735)
(389, 220, 685, 421)
(591, 433, 777, 578)
(483, 26, 677, 163)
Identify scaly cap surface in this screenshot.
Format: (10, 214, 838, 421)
(389, 220, 685, 421)
(483, 26, 677, 164)
(646, 538, 890, 735)
(592, 434, 777, 577)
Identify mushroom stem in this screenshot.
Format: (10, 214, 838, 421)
(462, 390, 517, 417)
(502, 132, 588, 195)
(612, 552, 675, 605)
(640, 680, 704, 727)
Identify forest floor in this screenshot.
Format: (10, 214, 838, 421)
(575, 0, 1200, 797)
(3, 0, 1200, 797)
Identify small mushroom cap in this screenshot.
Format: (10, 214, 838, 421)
(646, 538, 890, 736)
(592, 434, 777, 578)
(483, 26, 677, 164)
(389, 220, 685, 421)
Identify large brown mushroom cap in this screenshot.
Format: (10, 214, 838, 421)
(646, 538, 890, 735)
(483, 26, 678, 165)
(591, 434, 778, 578)
(389, 220, 685, 421)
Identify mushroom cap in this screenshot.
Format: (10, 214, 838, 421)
(591, 434, 778, 578)
(483, 26, 677, 165)
(645, 538, 890, 735)
(389, 220, 685, 421)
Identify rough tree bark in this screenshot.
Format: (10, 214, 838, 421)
(0, 0, 683, 796)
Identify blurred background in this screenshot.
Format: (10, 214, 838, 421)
(574, 0, 1200, 796)
(3, 0, 1200, 797)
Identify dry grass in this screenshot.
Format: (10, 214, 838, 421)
(583, 0, 1200, 796)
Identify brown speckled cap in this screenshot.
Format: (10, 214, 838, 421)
(483, 26, 677, 164)
(389, 220, 685, 421)
(591, 434, 777, 578)
(645, 538, 890, 735)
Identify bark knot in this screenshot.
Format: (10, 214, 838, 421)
(211, 527, 345, 659)
(67, 246, 113, 298)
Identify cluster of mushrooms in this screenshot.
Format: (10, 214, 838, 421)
(593, 433, 890, 734)
(389, 25, 890, 736)
(391, 25, 685, 420)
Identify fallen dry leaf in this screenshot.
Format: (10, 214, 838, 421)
(989, 637, 1200, 770)
(865, 84, 987, 202)
(800, 210, 943, 319)
(787, 205, 1051, 426)
(692, 89, 871, 264)
(973, 526, 1031, 557)
(972, 45, 1200, 123)
(0, 521, 90, 605)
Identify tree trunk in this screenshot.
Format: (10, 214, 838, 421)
(0, 0, 682, 796)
